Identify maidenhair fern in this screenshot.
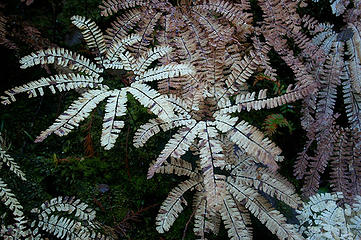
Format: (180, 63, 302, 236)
(297, 192, 361, 239)
(1, 15, 194, 150)
(0, 132, 111, 240)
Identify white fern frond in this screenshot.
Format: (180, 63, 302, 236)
(227, 179, 303, 240)
(148, 122, 199, 178)
(218, 119, 282, 170)
(154, 157, 199, 178)
(101, 89, 127, 150)
(35, 89, 110, 142)
(156, 179, 200, 233)
(135, 46, 172, 75)
(1, 74, 102, 105)
(127, 83, 175, 121)
(0, 178, 24, 217)
(0, 148, 26, 181)
(135, 64, 195, 83)
(297, 192, 361, 239)
(71, 15, 107, 61)
(231, 166, 301, 209)
(104, 51, 137, 70)
(19, 48, 103, 78)
(105, 34, 141, 63)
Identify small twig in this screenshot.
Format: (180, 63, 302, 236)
(182, 200, 202, 240)
(125, 124, 131, 181)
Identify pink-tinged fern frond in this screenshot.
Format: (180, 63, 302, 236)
(99, 0, 148, 17)
(227, 179, 303, 240)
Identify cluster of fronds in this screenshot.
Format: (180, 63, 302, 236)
(0, 132, 110, 239)
(294, 1, 361, 202)
(297, 192, 361, 239)
(4, 0, 361, 239)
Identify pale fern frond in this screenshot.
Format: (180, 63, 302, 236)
(105, 33, 141, 63)
(35, 89, 111, 142)
(231, 166, 301, 209)
(148, 123, 199, 178)
(153, 157, 199, 178)
(127, 83, 175, 121)
(220, 193, 252, 240)
(19, 48, 103, 78)
(0, 146, 26, 181)
(0, 178, 23, 217)
(156, 179, 200, 233)
(32, 196, 110, 240)
(297, 192, 361, 239)
(227, 179, 303, 240)
(217, 118, 282, 170)
(135, 46, 173, 75)
(1, 74, 102, 105)
(101, 89, 127, 150)
(135, 63, 195, 83)
(71, 15, 107, 62)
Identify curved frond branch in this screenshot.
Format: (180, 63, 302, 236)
(217, 118, 282, 170)
(71, 15, 106, 64)
(135, 63, 195, 83)
(0, 178, 24, 217)
(148, 123, 199, 179)
(105, 34, 141, 63)
(127, 83, 175, 121)
(1, 74, 102, 105)
(104, 8, 144, 47)
(135, 46, 172, 75)
(19, 48, 103, 78)
(227, 180, 303, 240)
(231, 166, 301, 209)
(35, 89, 110, 143)
(156, 179, 200, 233)
(0, 148, 26, 181)
(154, 157, 199, 178)
(99, 0, 148, 17)
(101, 89, 127, 150)
(220, 193, 251, 240)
